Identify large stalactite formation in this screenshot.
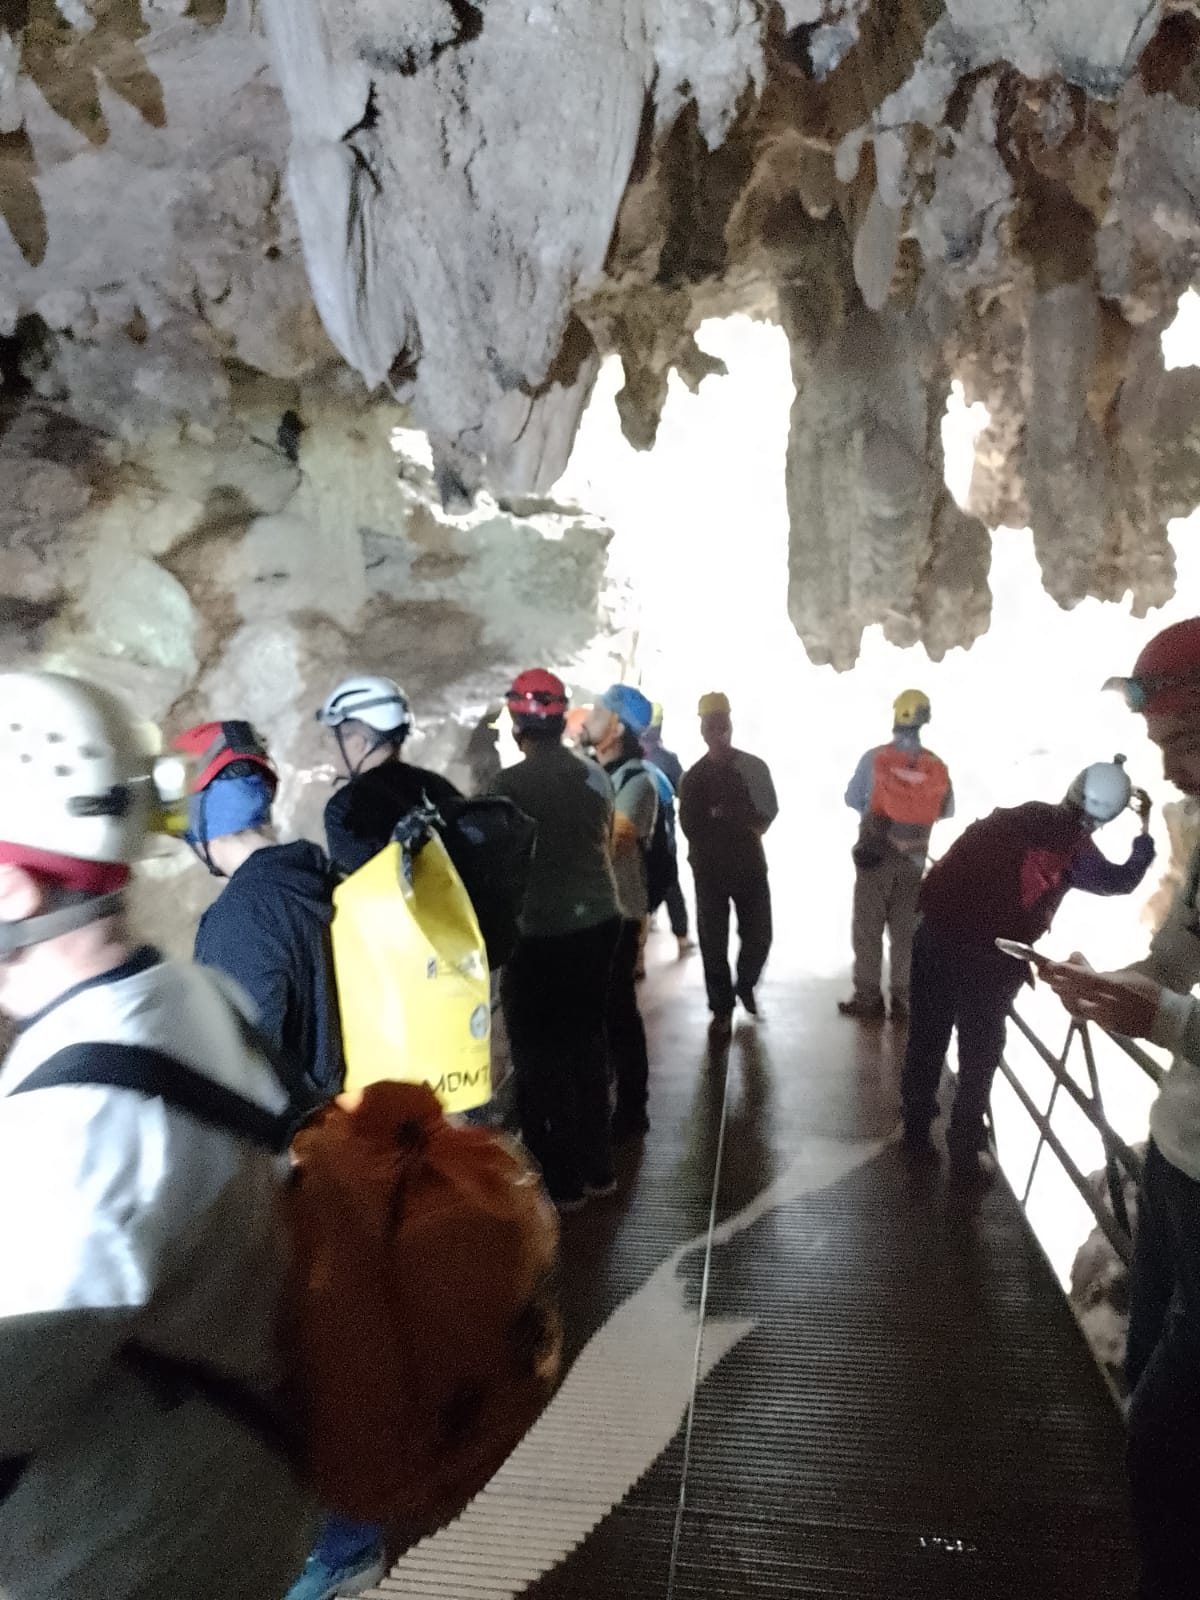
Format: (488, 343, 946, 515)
(3, 0, 1200, 728)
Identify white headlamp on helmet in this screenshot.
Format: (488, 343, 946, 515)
(1067, 754, 1134, 824)
(148, 751, 197, 838)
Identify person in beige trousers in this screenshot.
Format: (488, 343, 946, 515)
(838, 691, 954, 1023)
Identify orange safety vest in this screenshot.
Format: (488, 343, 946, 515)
(868, 745, 950, 828)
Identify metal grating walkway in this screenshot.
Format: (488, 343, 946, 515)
(369, 960, 1135, 1600)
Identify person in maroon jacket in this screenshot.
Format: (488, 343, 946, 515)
(902, 756, 1156, 1181)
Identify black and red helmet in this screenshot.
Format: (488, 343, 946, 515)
(506, 670, 569, 722)
(172, 720, 278, 793)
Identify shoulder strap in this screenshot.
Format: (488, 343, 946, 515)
(10, 1043, 290, 1153)
(120, 1341, 298, 1466)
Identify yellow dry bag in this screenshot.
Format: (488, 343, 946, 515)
(331, 827, 491, 1114)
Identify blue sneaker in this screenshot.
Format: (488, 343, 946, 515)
(284, 1549, 386, 1600)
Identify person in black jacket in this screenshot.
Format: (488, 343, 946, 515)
(679, 692, 779, 1033)
(316, 674, 461, 877)
(173, 719, 384, 1600)
(174, 721, 345, 1110)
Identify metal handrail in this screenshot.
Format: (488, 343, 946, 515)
(1104, 1030, 1165, 1088)
(996, 1009, 1160, 1270)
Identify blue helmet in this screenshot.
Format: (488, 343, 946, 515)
(602, 684, 653, 737)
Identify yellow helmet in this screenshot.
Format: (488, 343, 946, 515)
(698, 692, 731, 719)
(893, 689, 931, 729)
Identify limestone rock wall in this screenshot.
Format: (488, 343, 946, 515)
(258, 0, 1200, 664)
(5, 1, 1200, 712)
(0, 5, 615, 939)
(9, 345, 612, 944)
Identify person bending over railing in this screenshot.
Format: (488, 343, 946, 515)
(901, 755, 1154, 1185)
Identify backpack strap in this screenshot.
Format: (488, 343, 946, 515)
(7, 1043, 299, 1471)
(120, 1341, 299, 1466)
(10, 1043, 291, 1153)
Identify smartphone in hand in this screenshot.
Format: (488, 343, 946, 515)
(995, 939, 1049, 970)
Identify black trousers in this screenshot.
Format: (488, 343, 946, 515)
(694, 868, 772, 1014)
(609, 918, 650, 1124)
(900, 921, 1026, 1158)
(1126, 1139, 1200, 1599)
(501, 917, 620, 1201)
(664, 879, 689, 939)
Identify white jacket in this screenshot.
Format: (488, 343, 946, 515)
(1130, 849, 1200, 1182)
(0, 949, 314, 1600)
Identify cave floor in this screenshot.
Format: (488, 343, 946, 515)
(373, 936, 1134, 1600)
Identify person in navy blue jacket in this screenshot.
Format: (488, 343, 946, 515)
(174, 721, 344, 1111)
(174, 720, 384, 1600)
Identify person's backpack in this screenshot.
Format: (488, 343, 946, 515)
(616, 761, 679, 914)
(433, 795, 536, 970)
(11, 1049, 562, 1531)
(332, 809, 493, 1114)
(288, 1080, 560, 1526)
(331, 798, 536, 1113)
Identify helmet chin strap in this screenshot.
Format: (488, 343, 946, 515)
(336, 725, 401, 779)
(188, 785, 227, 878)
(188, 839, 225, 879)
(0, 891, 126, 960)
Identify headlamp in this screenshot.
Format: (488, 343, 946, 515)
(150, 752, 199, 838)
(1103, 670, 1200, 714)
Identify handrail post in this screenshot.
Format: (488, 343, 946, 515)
(1078, 1022, 1133, 1240)
(1001, 1003, 1150, 1275)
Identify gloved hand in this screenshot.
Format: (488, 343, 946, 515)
(851, 840, 885, 869)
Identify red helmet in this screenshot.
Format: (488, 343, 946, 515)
(1106, 619, 1200, 715)
(173, 720, 277, 792)
(506, 670, 569, 720)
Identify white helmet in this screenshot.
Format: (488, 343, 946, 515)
(316, 675, 413, 739)
(0, 672, 156, 864)
(0, 673, 157, 953)
(1067, 754, 1133, 824)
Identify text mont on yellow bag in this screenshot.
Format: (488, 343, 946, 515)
(332, 825, 491, 1113)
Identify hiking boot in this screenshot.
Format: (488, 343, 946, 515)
(285, 1548, 386, 1600)
(709, 1009, 734, 1039)
(736, 987, 760, 1019)
(677, 937, 697, 957)
(838, 994, 886, 1021)
(611, 1107, 650, 1144)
